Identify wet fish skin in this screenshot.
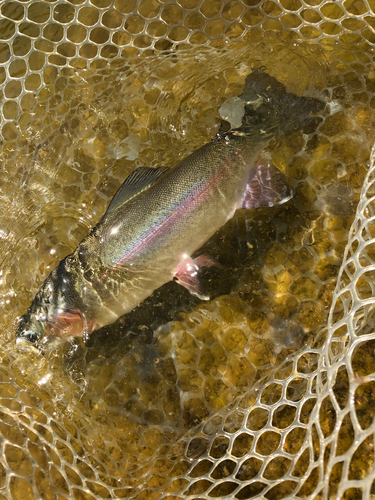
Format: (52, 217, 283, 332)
(16, 69, 324, 351)
(17, 135, 270, 348)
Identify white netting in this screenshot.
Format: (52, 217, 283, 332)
(0, 0, 375, 499)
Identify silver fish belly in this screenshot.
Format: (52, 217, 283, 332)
(16, 69, 324, 351)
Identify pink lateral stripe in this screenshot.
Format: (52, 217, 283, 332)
(116, 149, 243, 266)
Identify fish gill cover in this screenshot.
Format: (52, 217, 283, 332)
(0, 1, 374, 499)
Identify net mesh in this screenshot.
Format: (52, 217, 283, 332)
(1, 0, 375, 499)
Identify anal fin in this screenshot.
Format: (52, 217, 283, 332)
(241, 159, 293, 209)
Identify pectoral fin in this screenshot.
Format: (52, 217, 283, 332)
(241, 159, 293, 209)
(45, 309, 85, 338)
(174, 255, 222, 300)
(105, 166, 169, 215)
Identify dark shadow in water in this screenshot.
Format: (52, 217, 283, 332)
(81, 206, 275, 364)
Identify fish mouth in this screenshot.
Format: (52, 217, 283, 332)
(15, 336, 45, 355)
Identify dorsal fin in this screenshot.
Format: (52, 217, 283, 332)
(104, 166, 169, 215)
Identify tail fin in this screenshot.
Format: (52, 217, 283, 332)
(229, 68, 325, 137)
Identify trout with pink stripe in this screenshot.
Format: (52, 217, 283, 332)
(16, 69, 324, 352)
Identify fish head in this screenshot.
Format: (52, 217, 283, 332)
(16, 260, 90, 353)
(16, 305, 88, 354)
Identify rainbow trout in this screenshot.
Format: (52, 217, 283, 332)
(16, 70, 324, 352)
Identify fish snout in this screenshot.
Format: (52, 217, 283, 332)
(16, 335, 41, 351)
(15, 331, 45, 355)
(15, 313, 46, 354)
